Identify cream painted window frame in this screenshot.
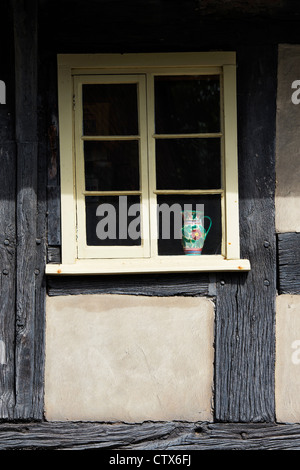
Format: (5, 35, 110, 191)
(46, 52, 251, 275)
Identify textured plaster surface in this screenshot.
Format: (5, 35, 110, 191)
(45, 294, 215, 422)
(276, 45, 300, 233)
(276, 295, 300, 423)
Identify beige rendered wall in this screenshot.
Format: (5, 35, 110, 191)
(275, 44, 300, 423)
(276, 296, 300, 423)
(44, 294, 215, 422)
(276, 44, 300, 233)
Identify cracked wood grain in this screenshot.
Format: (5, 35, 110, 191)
(0, 422, 299, 450)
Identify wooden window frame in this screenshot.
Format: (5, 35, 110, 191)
(46, 52, 250, 275)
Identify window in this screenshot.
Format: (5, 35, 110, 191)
(46, 53, 250, 274)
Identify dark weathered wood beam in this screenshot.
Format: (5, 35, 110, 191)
(0, 421, 300, 450)
(0, 141, 16, 419)
(46, 272, 213, 297)
(12, 0, 45, 420)
(0, 0, 16, 420)
(214, 46, 277, 422)
(277, 232, 300, 295)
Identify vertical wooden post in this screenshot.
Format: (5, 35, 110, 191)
(12, 0, 45, 420)
(0, 0, 16, 420)
(214, 46, 277, 422)
(0, 140, 16, 420)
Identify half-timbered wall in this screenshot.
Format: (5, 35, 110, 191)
(41, 2, 278, 424)
(0, 0, 300, 450)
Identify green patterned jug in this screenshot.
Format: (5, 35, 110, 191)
(181, 210, 212, 255)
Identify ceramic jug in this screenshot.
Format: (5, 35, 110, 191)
(181, 210, 212, 255)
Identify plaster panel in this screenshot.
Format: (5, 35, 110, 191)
(276, 45, 300, 232)
(276, 294, 300, 423)
(45, 294, 214, 422)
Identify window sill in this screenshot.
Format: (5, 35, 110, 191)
(46, 256, 251, 275)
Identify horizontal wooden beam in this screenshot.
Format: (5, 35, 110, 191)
(277, 232, 300, 295)
(0, 421, 300, 450)
(47, 271, 213, 297)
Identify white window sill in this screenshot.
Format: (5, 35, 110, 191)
(46, 256, 251, 275)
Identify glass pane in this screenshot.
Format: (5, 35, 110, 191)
(155, 75, 220, 134)
(156, 195, 221, 256)
(156, 138, 221, 190)
(86, 196, 141, 246)
(84, 140, 140, 191)
(83, 84, 138, 135)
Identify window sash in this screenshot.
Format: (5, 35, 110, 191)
(146, 71, 225, 257)
(74, 75, 150, 259)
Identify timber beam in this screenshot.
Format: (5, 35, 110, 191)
(0, 421, 299, 450)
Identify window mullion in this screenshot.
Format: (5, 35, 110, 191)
(74, 76, 87, 260)
(223, 65, 240, 259)
(146, 73, 158, 258)
(137, 75, 151, 257)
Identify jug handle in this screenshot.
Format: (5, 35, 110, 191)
(204, 216, 212, 239)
